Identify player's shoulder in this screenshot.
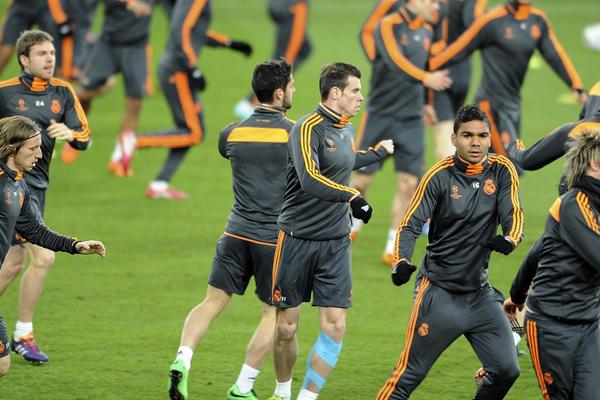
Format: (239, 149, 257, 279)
(528, 6, 549, 23)
(488, 154, 518, 174)
(0, 76, 22, 91)
(49, 78, 76, 95)
(424, 156, 455, 181)
(220, 121, 239, 137)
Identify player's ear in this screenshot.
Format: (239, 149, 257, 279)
(450, 132, 457, 147)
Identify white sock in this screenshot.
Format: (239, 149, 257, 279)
(120, 130, 137, 156)
(175, 346, 193, 371)
(150, 180, 168, 191)
(512, 331, 522, 346)
(297, 388, 318, 400)
(274, 379, 292, 400)
(14, 321, 33, 341)
(111, 141, 122, 162)
(384, 228, 397, 254)
(350, 217, 363, 234)
(235, 363, 260, 393)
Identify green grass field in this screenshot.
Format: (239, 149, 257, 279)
(0, 0, 599, 398)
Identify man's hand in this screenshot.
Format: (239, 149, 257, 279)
(229, 40, 253, 57)
(126, 0, 152, 17)
(349, 195, 373, 224)
(424, 70, 452, 91)
(75, 240, 106, 257)
(503, 297, 524, 320)
(573, 88, 588, 105)
(391, 259, 417, 286)
(423, 104, 438, 126)
(377, 139, 394, 155)
(480, 235, 515, 255)
(57, 20, 75, 37)
(47, 119, 74, 141)
(187, 68, 206, 91)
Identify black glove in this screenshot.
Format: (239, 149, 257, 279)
(57, 20, 75, 37)
(187, 68, 206, 91)
(349, 196, 372, 223)
(391, 260, 417, 286)
(229, 40, 253, 57)
(480, 235, 515, 255)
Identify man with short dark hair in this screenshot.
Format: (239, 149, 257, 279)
(0, 30, 90, 364)
(378, 104, 523, 399)
(0, 115, 104, 377)
(505, 130, 600, 400)
(167, 59, 294, 400)
(270, 62, 394, 400)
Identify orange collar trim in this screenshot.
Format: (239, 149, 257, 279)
(507, 4, 531, 20)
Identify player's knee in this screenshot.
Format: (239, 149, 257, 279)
(321, 318, 346, 339)
(276, 317, 298, 341)
(1, 259, 24, 279)
(31, 251, 56, 270)
(491, 360, 520, 385)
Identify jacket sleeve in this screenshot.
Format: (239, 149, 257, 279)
(535, 11, 583, 91)
(353, 145, 388, 169)
(374, 15, 429, 83)
(496, 157, 524, 246)
(509, 122, 575, 171)
(359, 0, 399, 61)
(15, 192, 77, 254)
(561, 193, 600, 272)
(63, 83, 91, 150)
(290, 120, 359, 203)
(429, 7, 499, 70)
(509, 237, 542, 305)
(394, 163, 445, 263)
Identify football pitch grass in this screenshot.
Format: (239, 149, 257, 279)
(0, 0, 599, 398)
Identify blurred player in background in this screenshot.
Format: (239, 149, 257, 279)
(430, 0, 586, 163)
(114, 0, 252, 199)
(0, 30, 90, 364)
(350, 0, 452, 265)
(234, 0, 311, 119)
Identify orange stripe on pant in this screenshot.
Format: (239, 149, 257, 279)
(284, 2, 308, 64)
(271, 230, 286, 297)
(377, 278, 431, 400)
(60, 36, 74, 79)
(136, 72, 203, 148)
(478, 100, 507, 157)
(526, 320, 551, 400)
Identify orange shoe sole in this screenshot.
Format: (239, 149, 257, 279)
(60, 144, 79, 164)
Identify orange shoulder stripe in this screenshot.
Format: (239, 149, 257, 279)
(299, 114, 359, 196)
(284, 1, 308, 64)
(0, 77, 21, 89)
(589, 81, 600, 96)
(361, 0, 398, 61)
(394, 158, 454, 260)
(380, 13, 427, 82)
(430, 6, 507, 70)
(568, 121, 600, 138)
(489, 155, 523, 243)
(530, 8, 583, 90)
(182, 0, 207, 67)
(548, 197, 561, 222)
